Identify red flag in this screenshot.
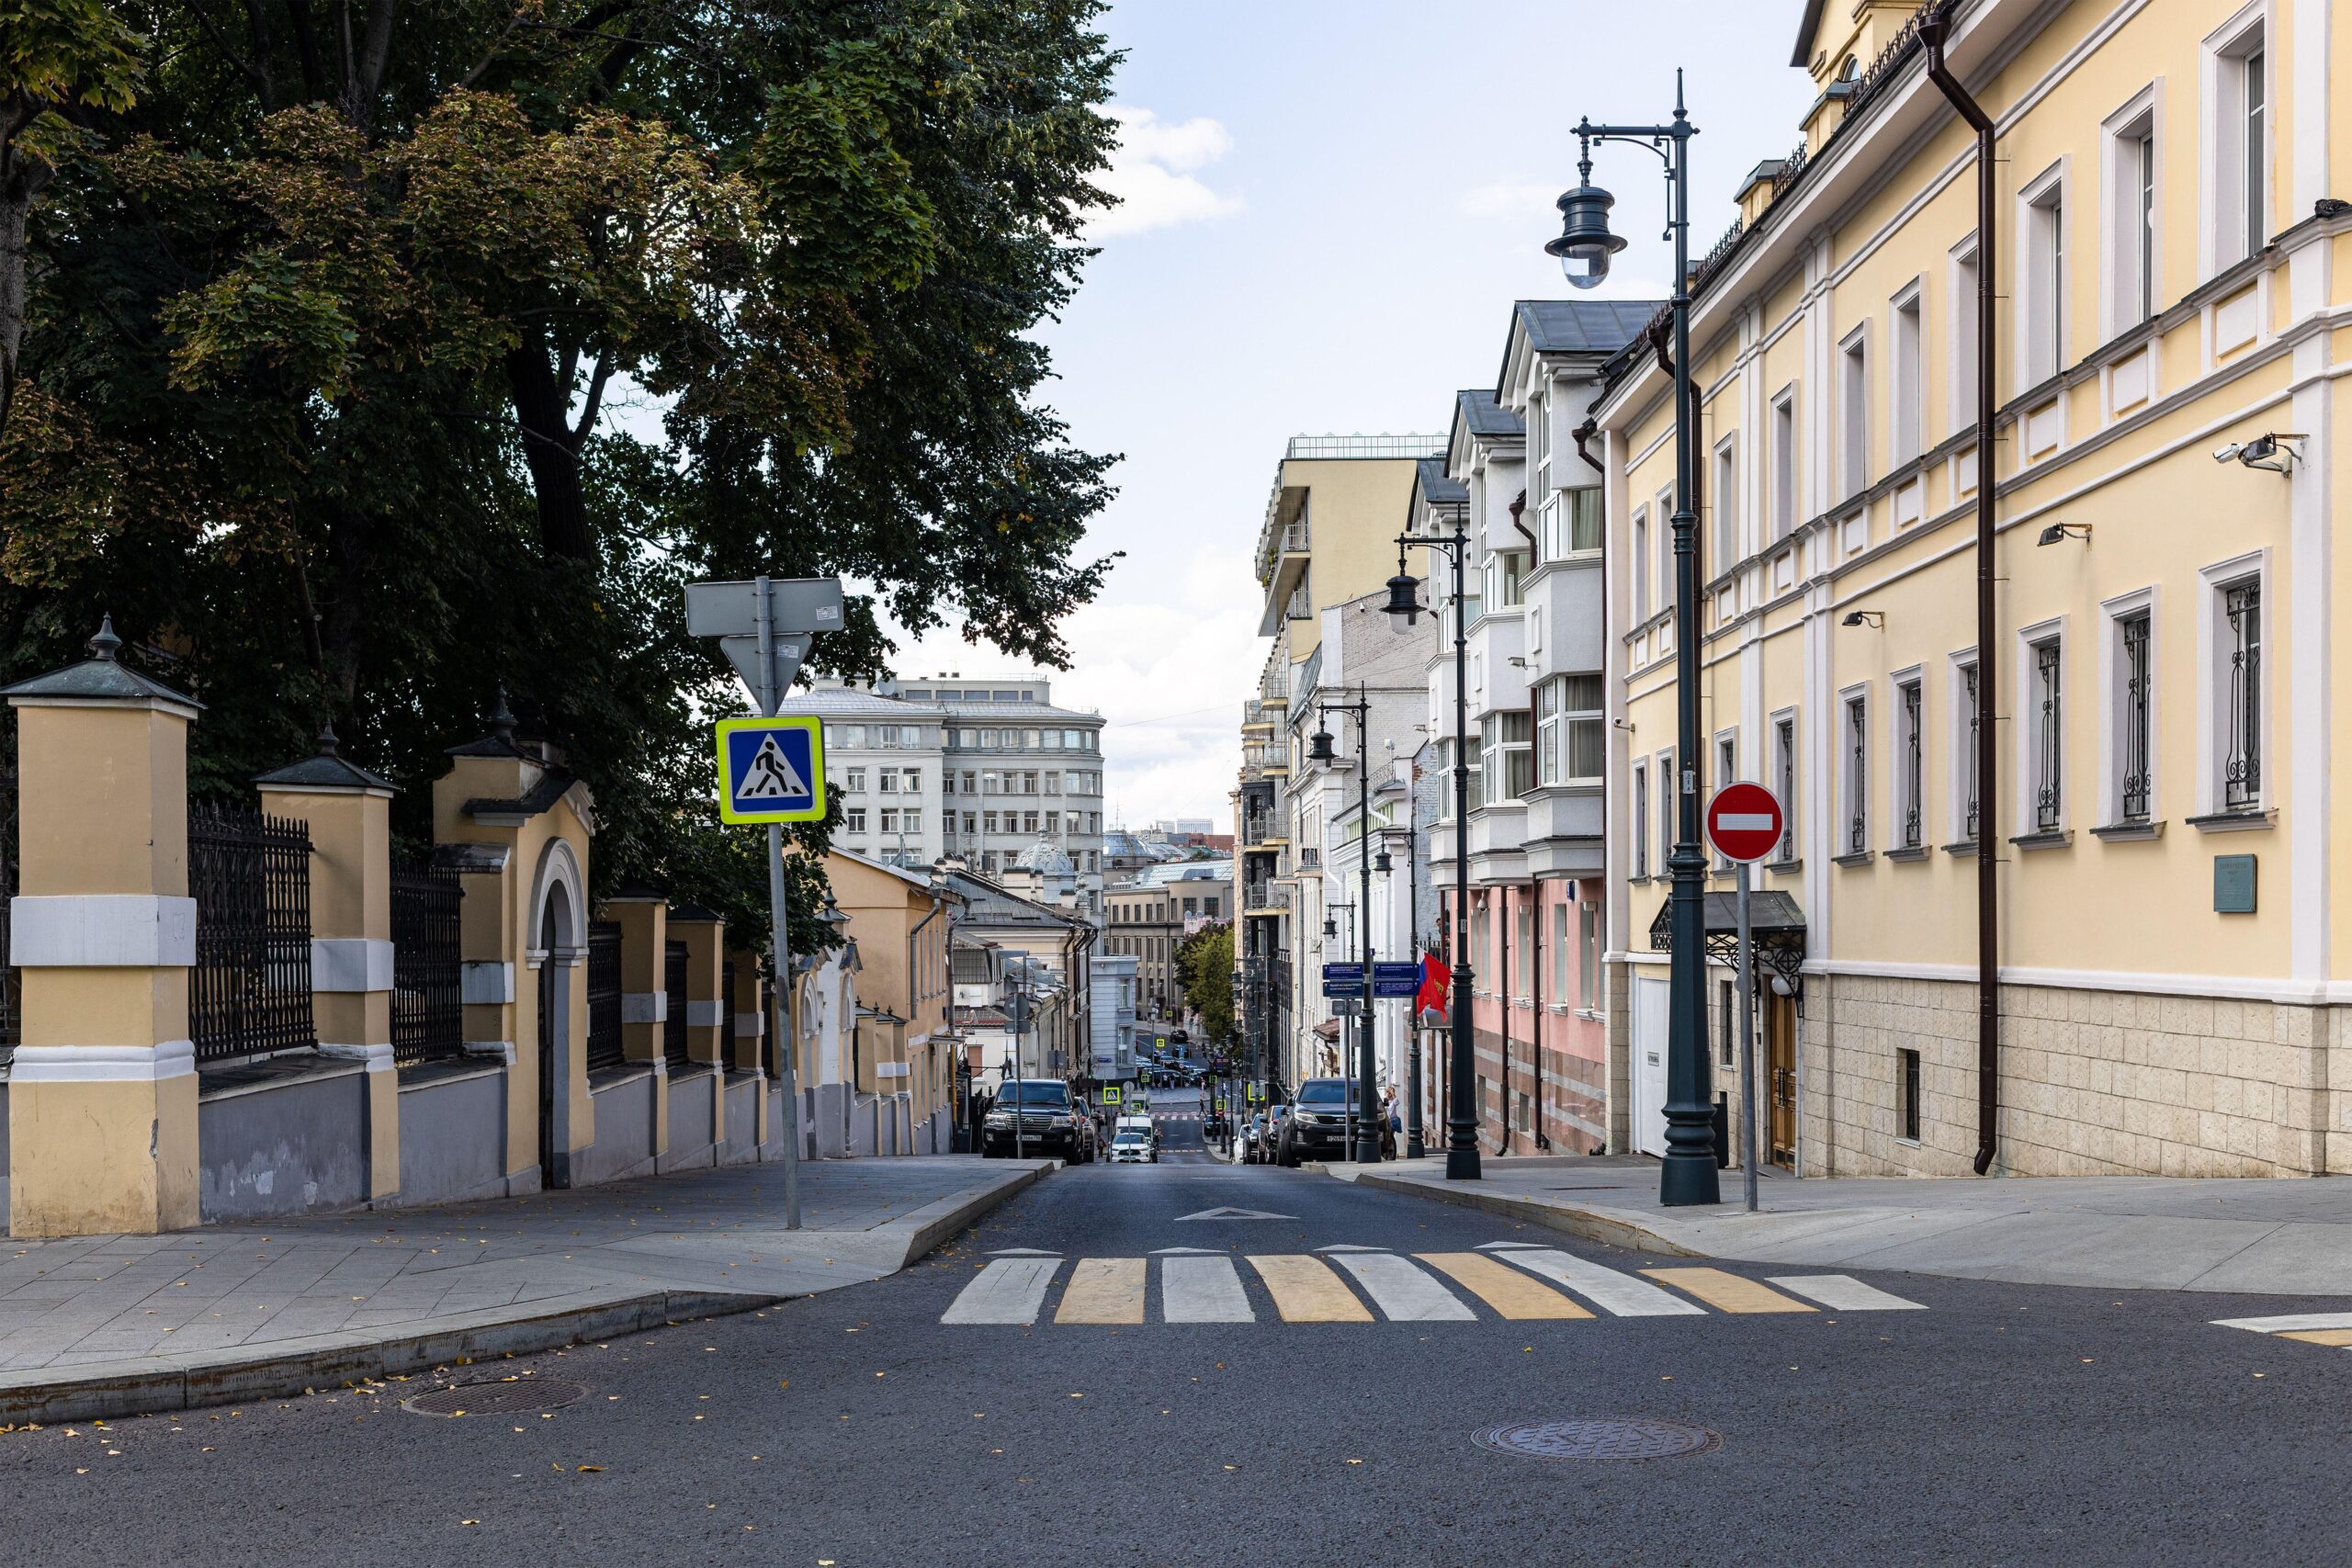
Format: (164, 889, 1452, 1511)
(1416, 951, 1451, 1022)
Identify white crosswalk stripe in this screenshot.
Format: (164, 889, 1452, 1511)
(1494, 1248, 1708, 1316)
(1767, 1274, 1929, 1311)
(1333, 1253, 1475, 1321)
(1159, 1256, 1254, 1322)
(941, 1257, 1059, 1325)
(935, 1248, 1928, 1326)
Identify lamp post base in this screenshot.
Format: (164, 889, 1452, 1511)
(1445, 1143, 1482, 1180)
(1658, 1146, 1721, 1206)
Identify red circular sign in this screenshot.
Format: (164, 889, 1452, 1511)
(1705, 782, 1785, 863)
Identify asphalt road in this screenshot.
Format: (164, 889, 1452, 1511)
(6, 1087, 2347, 1567)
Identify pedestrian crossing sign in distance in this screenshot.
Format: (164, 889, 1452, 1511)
(714, 716, 826, 825)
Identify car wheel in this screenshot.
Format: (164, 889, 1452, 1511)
(1280, 1137, 1300, 1169)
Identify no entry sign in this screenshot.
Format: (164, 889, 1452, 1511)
(1705, 782, 1784, 863)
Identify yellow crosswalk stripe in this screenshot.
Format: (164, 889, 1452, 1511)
(2278, 1327, 2352, 1347)
(1055, 1258, 1146, 1324)
(1416, 1253, 1594, 1320)
(1641, 1267, 1817, 1314)
(1248, 1255, 1374, 1322)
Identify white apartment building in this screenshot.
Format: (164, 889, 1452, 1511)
(795, 684, 949, 868)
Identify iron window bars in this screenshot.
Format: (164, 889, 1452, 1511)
(2034, 640, 2064, 832)
(1775, 718, 1796, 861)
(585, 921, 625, 1073)
(189, 802, 315, 1063)
(2224, 581, 2262, 810)
(390, 855, 464, 1070)
(1962, 662, 1981, 841)
(1846, 696, 1868, 854)
(2120, 612, 2153, 822)
(663, 939, 691, 1073)
(1900, 680, 1925, 848)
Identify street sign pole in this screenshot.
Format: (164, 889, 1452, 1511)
(1736, 859, 1758, 1214)
(755, 575, 803, 1231)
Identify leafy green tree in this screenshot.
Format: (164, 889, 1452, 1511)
(1177, 920, 1236, 1048)
(0, 0, 1122, 948)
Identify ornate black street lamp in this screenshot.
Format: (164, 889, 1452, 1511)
(1312, 688, 1381, 1164)
(1553, 75, 1719, 1206)
(1385, 527, 1479, 1180)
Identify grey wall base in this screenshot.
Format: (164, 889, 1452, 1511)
(660, 1066, 719, 1173)
(571, 1070, 660, 1189)
(395, 1066, 507, 1207)
(198, 1066, 368, 1223)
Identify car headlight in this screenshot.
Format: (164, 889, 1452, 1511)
(985, 1112, 1011, 1126)
(1294, 1111, 1318, 1125)
(1050, 1115, 1072, 1128)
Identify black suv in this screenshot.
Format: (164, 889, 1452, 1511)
(1276, 1078, 1363, 1166)
(982, 1079, 1093, 1162)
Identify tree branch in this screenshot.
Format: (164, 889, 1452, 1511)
(183, 0, 276, 112)
(347, 0, 398, 129)
(455, 4, 530, 90)
(571, 355, 614, 445)
(282, 0, 330, 100)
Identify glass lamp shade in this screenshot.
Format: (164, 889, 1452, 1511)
(1383, 570, 1424, 627)
(1545, 182, 1627, 290)
(1308, 728, 1337, 762)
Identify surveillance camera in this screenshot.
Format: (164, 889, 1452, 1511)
(2214, 443, 2244, 464)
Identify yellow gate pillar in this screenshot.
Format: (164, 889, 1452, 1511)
(605, 889, 669, 1156)
(257, 727, 400, 1203)
(3, 619, 202, 1235)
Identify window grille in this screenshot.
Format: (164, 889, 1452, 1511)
(2224, 581, 2262, 810)
(188, 802, 315, 1063)
(1845, 697, 1868, 854)
(2120, 613, 2153, 822)
(1899, 682, 1924, 847)
(664, 940, 692, 1072)
(2034, 640, 2064, 831)
(1774, 719, 1796, 861)
(390, 855, 464, 1070)
(586, 921, 625, 1073)
(1962, 663, 1981, 841)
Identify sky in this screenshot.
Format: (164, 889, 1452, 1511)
(882, 1, 1822, 831)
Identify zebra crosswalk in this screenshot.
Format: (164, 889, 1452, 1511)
(2211, 1310, 2352, 1348)
(939, 1245, 1928, 1326)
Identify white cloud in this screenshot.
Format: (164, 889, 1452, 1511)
(1086, 107, 1244, 241)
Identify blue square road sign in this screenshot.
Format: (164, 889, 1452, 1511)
(715, 716, 827, 824)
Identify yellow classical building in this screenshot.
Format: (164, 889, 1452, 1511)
(1599, 0, 2346, 1178)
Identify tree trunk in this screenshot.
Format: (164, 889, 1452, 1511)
(506, 339, 594, 560)
(0, 95, 47, 443)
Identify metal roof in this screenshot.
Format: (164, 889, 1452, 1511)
(1413, 457, 1468, 509)
(1, 617, 201, 712)
(1512, 299, 1662, 356)
(1454, 388, 1523, 440)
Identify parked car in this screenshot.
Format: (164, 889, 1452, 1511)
(1277, 1079, 1359, 1166)
(1108, 1130, 1154, 1165)
(1239, 1113, 1266, 1162)
(1262, 1104, 1291, 1164)
(983, 1079, 1092, 1162)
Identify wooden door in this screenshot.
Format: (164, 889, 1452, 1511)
(1767, 991, 1797, 1168)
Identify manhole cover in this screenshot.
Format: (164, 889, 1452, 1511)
(1473, 1416, 1722, 1461)
(403, 1377, 590, 1418)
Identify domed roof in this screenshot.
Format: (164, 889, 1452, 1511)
(1012, 837, 1074, 876)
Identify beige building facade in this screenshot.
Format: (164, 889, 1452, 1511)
(1599, 0, 2352, 1179)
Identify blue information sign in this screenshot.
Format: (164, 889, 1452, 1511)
(1373, 961, 1421, 998)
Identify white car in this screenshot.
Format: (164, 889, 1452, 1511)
(1109, 1131, 1155, 1164)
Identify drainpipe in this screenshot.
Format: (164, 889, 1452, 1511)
(1532, 881, 1550, 1150)
(1495, 890, 1511, 1156)
(1921, 6, 2002, 1177)
(1571, 416, 1605, 476)
(910, 892, 944, 1139)
(1510, 491, 1535, 551)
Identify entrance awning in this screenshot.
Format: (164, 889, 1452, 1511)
(1646, 888, 1807, 986)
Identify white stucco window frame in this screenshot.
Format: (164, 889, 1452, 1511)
(1769, 705, 1800, 862)
(1838, 321, 1871, 502)
(2014, 615, 2072, 838)
(2195, 547, 2272, 822)
(2099, 81, 2167, 344)
(2198, 0, 2274, 283)
(2014, 157, 2073, 398)
(1886, 663, 1927, 852)
(1947, 647, 1981, 843)
(2097, 585, 2160, 829)
(1888, 276, 1927, 472)
(1946, 232, 1982, 451)
(1837, 682, 1871, 859)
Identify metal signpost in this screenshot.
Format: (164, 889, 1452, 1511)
(687, 574, 845, 1230)
(1704, 781, 1785, 1214)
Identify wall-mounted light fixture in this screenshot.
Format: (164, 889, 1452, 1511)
(2036, 523, 2092, 547)
(1840, 610, 1885, 628)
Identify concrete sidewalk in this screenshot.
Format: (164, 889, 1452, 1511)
(0, 1155, 1051, 1424)
(1334, 1154, 2352, 1297)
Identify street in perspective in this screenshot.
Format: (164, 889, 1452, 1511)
(3, 0, 2352, 1563)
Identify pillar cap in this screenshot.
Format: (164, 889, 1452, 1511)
(254, 722, 395, 795)
(1, 615, 202, 716)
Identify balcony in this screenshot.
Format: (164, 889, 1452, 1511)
(1242, 739, 1289, 780)
(1240, 811, 1286, 849)
(1296, 848, 1321, 871)
(1243, 884, 1292, 914)
(1256, 514, 1313, 637)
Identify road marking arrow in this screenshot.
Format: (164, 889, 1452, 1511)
(1149, 1247, 1225, 1256)
(1172, 1206, 1296, 1223)
(986, 1247, 1062, 1257)
(1314, 1245, 1388, 1253)
(1475, 1240, 1546, 1251)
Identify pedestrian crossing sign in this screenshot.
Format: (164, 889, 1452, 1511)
(1102, 1085, 1122, 1105)
(714, 716, 826, 825)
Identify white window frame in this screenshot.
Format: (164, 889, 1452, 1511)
(2018, 160, 2070, 389)
(1631, 505, 1651, 618)
(1948, 236, 1980, 441)
(1712, 434, 1739, 575)
(1770, 707, 1799, 862)
(1838, 324, 1871, 499)
(2101, 84, 2165, 338)
(1890, 280, 1925, 468)
(1711, 728, 1739, 868)
(2200, 4, 2272, 279)
(2098, 586, 2159, 828)
(1630, 761, 1651, 879)
(1657, 748, 1678, 874)
(1890, 665, 1926, 851)
(1839, 684, 1871, 858)
(2196, 548, 2270, 818)
(1947, 649, 1980, 844)
(1655, 486, 1676, 616)
(2016, 617, 2071, 837)
(1770, 386, 1798, 542)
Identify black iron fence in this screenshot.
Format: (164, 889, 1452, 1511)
(586, 920, 624, 1073)
(390, 855, 464, 1070)
(663, 939, 690, 1072)
(189, 802, 315, 1063)
(0, 773, 17, 1063)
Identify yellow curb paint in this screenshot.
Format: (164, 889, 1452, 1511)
(1054, 1258, 1146, 1325)
(2278, 1327, 2352, 1347)
(1248, 1255, 1374, 1323)
(1416, 1253, 1594, 1320)
(1642, 1267, 1817, 1314)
